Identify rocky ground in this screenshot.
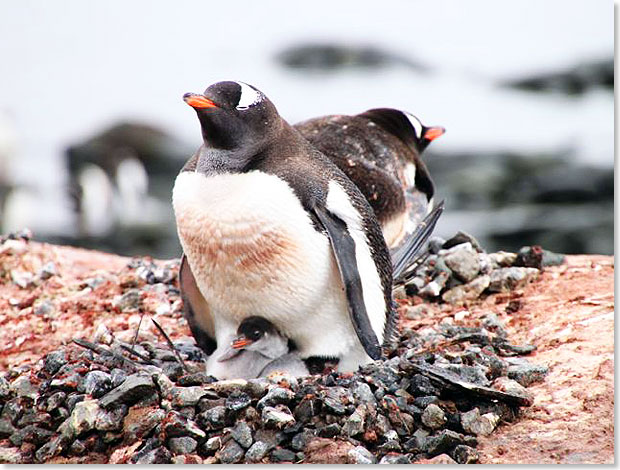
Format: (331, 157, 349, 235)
(0, 232, 614, 464)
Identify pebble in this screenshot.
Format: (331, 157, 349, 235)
(99, 374, 156, 408)
(442, 243, 481, 282)
(168, 436, 198, 455)
(11, 270, 34, 288)
(230, 421, 253, 449)
(492, 377, 534, 406)
(9, 376, 37, 400)
(452, 444, 479, 464)
(425, 429, 476, 456)
(162, 410, 206, 440)
(262, 406, 295, 429)
(64, 399, 101, 438)
(38, 262, 57, 280)
(378, 453, 410, 464)
(350, 381, 376, 404)
(506, 360, 549, 387)
(197, 406, 226, 430)
(460, 408, 499, 436)
(257, 387, 294, 410)
(79, 371, 113, 398)
(218, 439, 245, 464)
(442, 232, 484, 252)
(271, 447, 296, 462)
(114, 289, 142, 312)
(422, 404, 447, 429)
(488, 267, 540, 293)
(170, 386, 209, 407)
(33, 299, 55, 316)
(225, 390, 252, 411)
(133, 446, 172, 464)
(442, 275, 490, 305)
(343, 404, 366, 436)
(245, 440, 270, 462)
(348, 445, 377, 464)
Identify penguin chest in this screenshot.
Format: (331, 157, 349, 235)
(172, 170, 337, 326)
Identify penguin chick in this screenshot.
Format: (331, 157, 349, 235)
(207, 316, 309, 380)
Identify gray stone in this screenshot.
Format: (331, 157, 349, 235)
(110, 369, 127, 388)
(321, 386, 351, 415)
(343, 404, 366, 436)
(488, 267, 540, 293)
(442, 243, 481, 282)
(418, 272, 450, 297)
(39, 262, 57, 280)
(506, 360, 549, 387)
(0, 418, 16, 437)
(124, 408, 165, 442)
(425, 429, 475, 456)
(442, 231, 484, 252)
(379, 453, 410, 464)
(94, 405, 127, 431)
(257, 387, 294, 410)
(203, 436, 222, 453)
(0, 376, 10, 400)
(79, 370, 113, 398)
(62, 399, 101, 438)
(230, 421, 253, 449)
(170, 386, 208, 407)
(99, 374, 156, 409)
(262, 406, 295, 429)
(35, 434, 70, 462)
(271, 448, 296, 462)
(0, 446, 24, 463)
(114, 289, 142, 311)
(421, 404, 446, 430)
(134, 446, 172, 464)
(488, 251, 518, 268)
(218, 439, 245, 464)
(169, 436, 198, 455)
(452, 444, 479, 464)
(350, 381, 376, 404)
(197, 405, 226, 430)
(492, 377, 534, 406)
(291, 430, 314, 451)
(34, 299, 55, 316)
(225, 390, 252, 411)
(460, 408, 499, 436)
(348, 445, 377, 464)
(245, 441, 270, 463)
(442, 274, 491, 305)
(9, 375, 37, 399)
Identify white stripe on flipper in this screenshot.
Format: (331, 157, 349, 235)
(235, 81, 262, 110)
(404, 112, 424, 140)
(325, 181, 386, 344)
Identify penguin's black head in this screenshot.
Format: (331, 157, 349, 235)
(404, 112, 445, 153)
(183, 81, 281, 154)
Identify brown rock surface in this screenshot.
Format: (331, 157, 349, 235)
(0, 242, 614, 463)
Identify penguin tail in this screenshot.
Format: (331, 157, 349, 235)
(391, 200, 445, 285)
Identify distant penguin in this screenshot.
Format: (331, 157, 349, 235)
(295, 109, 444, 249)
(207, 316, 309, 380)
(173, 80, 396, 372)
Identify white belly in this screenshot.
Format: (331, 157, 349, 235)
(172, 170, 370, 365)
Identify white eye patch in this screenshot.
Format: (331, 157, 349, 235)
(235, 81, 262, 110)
(404, 112, 424, 140)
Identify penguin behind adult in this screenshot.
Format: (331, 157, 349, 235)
(294, 110, 444, 249)
(173, 81, 395, 373)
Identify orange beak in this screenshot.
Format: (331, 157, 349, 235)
(231, 336, 252, 349)
(423, 126, 445, 141)
(183, 93, 217, 109)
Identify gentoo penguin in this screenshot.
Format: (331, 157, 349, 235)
(208, 316, 309, 380)
(294, 110, 444, 249)
(173, 81, 395, 373)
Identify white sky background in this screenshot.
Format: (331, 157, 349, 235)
(0, 0, 613, 187)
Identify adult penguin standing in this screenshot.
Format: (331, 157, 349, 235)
(173, 81, 396, 372)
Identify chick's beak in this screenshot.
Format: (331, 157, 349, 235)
(232, 335, 253, 349)
(183, 93, 218, 109)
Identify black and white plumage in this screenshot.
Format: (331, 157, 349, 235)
(295, 109, 444, 250)
(208, 316, 308, 380)
(173, 81, 395, 372)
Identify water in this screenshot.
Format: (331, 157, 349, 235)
(0, 0, 613, 254)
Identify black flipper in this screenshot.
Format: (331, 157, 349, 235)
(179, 254, 217, 355)
(312, 206, 383, 360)
(392, 200, 445, 284)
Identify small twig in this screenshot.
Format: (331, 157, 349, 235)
(72, 338, 140, 368)
(131, 311, 145, 348)
(151, 319, 189, 373)
(118, 343, 156, 364)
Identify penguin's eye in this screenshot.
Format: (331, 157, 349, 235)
(250, 329, 263, 341)
(235, 81, 262, 110)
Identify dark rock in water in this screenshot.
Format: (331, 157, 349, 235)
(245, 441, 270, 463)
(275, 43, 427, 72)
(271, 447, 296, 462)
(452, 444, 479, 463)
(218, 439, 245, 464)
(99, 374, 156, 408)
(503, 58, 613, 95)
